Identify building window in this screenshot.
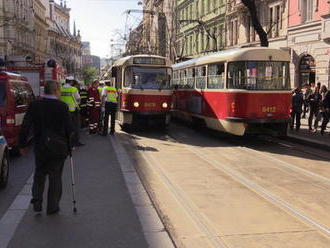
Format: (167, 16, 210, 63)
(269, 4, 281, 38)
(301, 0, 313, 23)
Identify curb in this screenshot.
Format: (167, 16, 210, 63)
(285, 134, 330, 152)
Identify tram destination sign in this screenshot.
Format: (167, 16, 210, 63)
(133, 57, 166, 65)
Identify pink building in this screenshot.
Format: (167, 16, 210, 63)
(288, 0, 330, 88)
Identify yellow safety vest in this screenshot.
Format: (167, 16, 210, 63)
(60, 86, 78, 112)
(104, 86, 118, 103)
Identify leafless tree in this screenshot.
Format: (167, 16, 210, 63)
(241, 0, 269, 47)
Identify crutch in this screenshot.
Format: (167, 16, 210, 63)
(69, 153, 77, 213)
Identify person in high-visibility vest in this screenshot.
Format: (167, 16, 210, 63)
(101, 80, 118, 136)
(60, 76, 84, 146)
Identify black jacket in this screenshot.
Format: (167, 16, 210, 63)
(292, 92, 304, 113)
(19, 98, 73, 151)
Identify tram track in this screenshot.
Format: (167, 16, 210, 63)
(121, 123, 330, 247)
(162, 129, 330, 238)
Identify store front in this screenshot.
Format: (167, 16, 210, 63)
(299, 55, 315, 87)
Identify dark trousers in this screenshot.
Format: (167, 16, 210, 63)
(70, 111, 80, 145)
(290, 111, 301, 130)
(308, 107, 319, 130)
(32, 152, 65, 213)
(103, 102, 117, 135)
(321, 112, 330, 132)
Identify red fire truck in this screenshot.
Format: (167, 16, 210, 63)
(6, 58, 65, 97)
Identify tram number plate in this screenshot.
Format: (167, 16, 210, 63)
(262, 106, 276, 113)
(144, 102, 156, 108)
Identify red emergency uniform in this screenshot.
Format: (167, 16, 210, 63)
(87, 86, 101, 133)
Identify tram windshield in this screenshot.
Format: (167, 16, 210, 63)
(227, 61, 290, 90)
(124, 67, 171, 89)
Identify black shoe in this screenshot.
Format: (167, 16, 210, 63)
(33, 202, 42, 212)
(110, 131, 115, 135)
(47, 208, 60, 215)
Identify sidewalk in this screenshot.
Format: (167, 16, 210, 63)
(0, 132, 173, 248)
(287, 117, 330, 150)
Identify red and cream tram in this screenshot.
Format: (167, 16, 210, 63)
(171, 47, 292, 136)
(111, 55, 172, 129)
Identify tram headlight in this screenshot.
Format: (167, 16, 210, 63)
(133, 102, 140, 108)
(162, 102, 168, 108)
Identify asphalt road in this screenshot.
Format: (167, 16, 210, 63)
(0, 151, 34, 217)
(1, 123, 330, 248)
(117, 122, 330, 248)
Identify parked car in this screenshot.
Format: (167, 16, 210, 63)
(0, 129, 9, 188)
(0, 71, 34, 148)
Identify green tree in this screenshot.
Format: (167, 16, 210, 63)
(82, 66, 98, 85)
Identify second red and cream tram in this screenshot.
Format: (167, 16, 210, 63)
(171, 47, 292, 136)
(111, 55, 172, 129)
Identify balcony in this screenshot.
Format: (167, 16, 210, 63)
(321, 13, 330, 41)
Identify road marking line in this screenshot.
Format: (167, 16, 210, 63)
(0, 175, 33, 248)
(110, 136, 175, 248)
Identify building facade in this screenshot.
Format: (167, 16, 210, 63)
(33, 0, 49, 63)
(47, 0, 82, 78)
(225, 0, 288, 50)
(127, 0, 176, 61)
(0, 0, 35, 60)
(288, 0, 330, 88)
(175, 0, 226, 60)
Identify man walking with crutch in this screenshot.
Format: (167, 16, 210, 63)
(19, 80, 74, 215)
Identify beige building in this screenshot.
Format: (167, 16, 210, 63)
(0, 0, 35, 59)
(47, 0, 82, 78)
(33, 0, 49, 63)
(226, 0, 288, 50)
(130, 0, 176, 61)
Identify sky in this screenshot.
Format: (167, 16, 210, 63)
(67, 0, 142, 58)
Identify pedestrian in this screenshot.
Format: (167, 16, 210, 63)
(290, 87, 304, 131)
(19, 80, 73, 215)
(320, 85, 330, 135)
(79, 83, 89, 128)
(88, 80, 101, 134)
(60, 76, 84, 146)
(308, 83, 321, 131)
(102, 80, 118, 136)
(302, 83, 312, 118)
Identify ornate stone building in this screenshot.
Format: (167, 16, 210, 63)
(127, 0, 176, 61)
(47, 0, 82, 78)
(33, 0, 49, 63)
(0, 0, 35, 59)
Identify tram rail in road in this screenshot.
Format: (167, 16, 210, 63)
(121, 125, 330, 247)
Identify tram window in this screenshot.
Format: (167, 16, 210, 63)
(124, 67, 133, 87)
(172, 71, 180, 88)
(125, 67, 171, 89)
(207, 63, 225, 89)
(179, 70, 186, 88)
(196, 66, 206, 89)
(186, 68, 195, 89)
(227, 61, 290, 90)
